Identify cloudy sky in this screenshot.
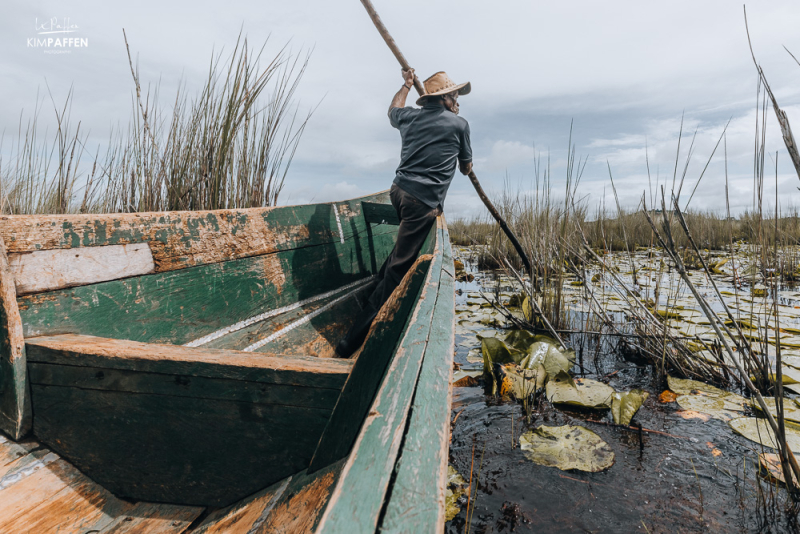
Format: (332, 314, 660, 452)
(3, 1, 800, 219)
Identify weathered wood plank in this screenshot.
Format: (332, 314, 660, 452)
(99, 502, 203, 533)
(9, 243, 155, 295)
(250, 461, 343, 534)
(25, 334, 352, 389)
(18, 228, 396, 345)
(380, 219, 456, 533)
(0, 192, 390, 271)
(193, 460, 344, 534)
(29, 362, 342, 410)
(0, 434, 38, 468)
(0, 235, 30, 440)
(307, 249, 433, 474)
(0, 456, 131, 532)
(191, 476, 292, 534)
(31, 384, 334, 506)
(308, 223, 437, 468)
(362, 201, 400, 226)
(315, 221, 444, 533)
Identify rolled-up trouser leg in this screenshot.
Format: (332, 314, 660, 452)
(335, 185, 440, 357)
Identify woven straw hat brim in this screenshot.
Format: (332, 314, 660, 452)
(415, 81, 471, 106)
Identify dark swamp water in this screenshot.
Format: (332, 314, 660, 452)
(446, 250, 800, 534)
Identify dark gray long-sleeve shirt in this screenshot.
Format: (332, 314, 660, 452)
(389, 103, 472, 209)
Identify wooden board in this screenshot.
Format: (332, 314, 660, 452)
(315, 220, 444, 533)
(194, 460, 344, 534)
(307, 245, 434, 473)
(25, 334, 353, 506)
(0, 192, 390, 270)
(0, 235, 30, 440)
(31, 383, 334, 507)
(191, 476, 293, 534)
(9, 243, 155, 295)
(17, 227, 396, 346)
(25, 334, 352, 388)
(0, 455, 131, 533)
(0, 436, 202, 533)
(99, 502, 203, 533)
(380, 219, 456, 533)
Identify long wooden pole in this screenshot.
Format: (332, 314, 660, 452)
(359, 0, 533, 275)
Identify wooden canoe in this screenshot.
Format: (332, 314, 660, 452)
(0, 191, 455, 533)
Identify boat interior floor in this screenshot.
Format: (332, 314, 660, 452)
(0, 432, 342, 533)
(184, 276, 375, 357)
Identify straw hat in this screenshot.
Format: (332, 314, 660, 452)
(416, 71, 471, 106)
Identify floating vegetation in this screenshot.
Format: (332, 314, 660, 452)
(445, 465, 469, 522)
(519, 425, 615, 472)
(546, 375, 615, 410)
(611, 389, 649, 425)
(728, 417, 800, 452)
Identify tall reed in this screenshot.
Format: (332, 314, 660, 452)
(0, 33, 311, 215)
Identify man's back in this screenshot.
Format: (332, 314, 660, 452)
(390, 103, 472, 209)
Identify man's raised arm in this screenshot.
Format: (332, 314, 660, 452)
(388, 68, 416, 117)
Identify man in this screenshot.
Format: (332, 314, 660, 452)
(335, 69, 473, 358)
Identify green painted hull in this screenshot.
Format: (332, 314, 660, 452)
(0, 192, 455, 531)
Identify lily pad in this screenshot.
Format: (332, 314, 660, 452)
(759, 453, 799, 486)
(481, 337, 525, 369)
(492, 363, 546, 398)
(729, 417, 800, 452)
(752, 397, 800, 424)
(542, 347, 573, 379)
(546, 373, 613, 409)
(676, 394, 745, 421)
(504, 329, 538, 353)
(667, 376, 729, 397)
(519, 425, 615, 472)
(611, 389, 649, 425)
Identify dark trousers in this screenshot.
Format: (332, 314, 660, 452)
(337, 184, 441, 356)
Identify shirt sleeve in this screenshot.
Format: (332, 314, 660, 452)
(389, 106, 415, 129)
(458, 121, 473, 163)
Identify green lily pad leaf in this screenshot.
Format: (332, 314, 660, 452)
(493, 363, 546, 398)
(542, 347, 573, 379)
(729, 417, 800, 452)
(504, 329, 538, 353)
(546, 374, 613, 409)
(751, 398, 800, 424)
(481, 337, 525, 368)
(611, 389, 649, 425)
(519, 425, 615, 472)
(667, 376, 729, 397)
(445, 465, 468, 522)
(676, 394, 745, 421)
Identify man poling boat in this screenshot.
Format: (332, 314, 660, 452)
(344, 0, 534, 361)
(335, 69, 473, 358)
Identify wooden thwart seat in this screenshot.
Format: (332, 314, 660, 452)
(24, 334, 353, 506)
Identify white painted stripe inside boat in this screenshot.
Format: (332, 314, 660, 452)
(184, 276, 375, 348)
(242, 284, 366, 353)
(333, 204, 345, 245)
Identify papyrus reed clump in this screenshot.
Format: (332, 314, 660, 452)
(0, 33, 311, 214)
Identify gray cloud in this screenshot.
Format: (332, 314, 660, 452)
(3, 0, 800, 221)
